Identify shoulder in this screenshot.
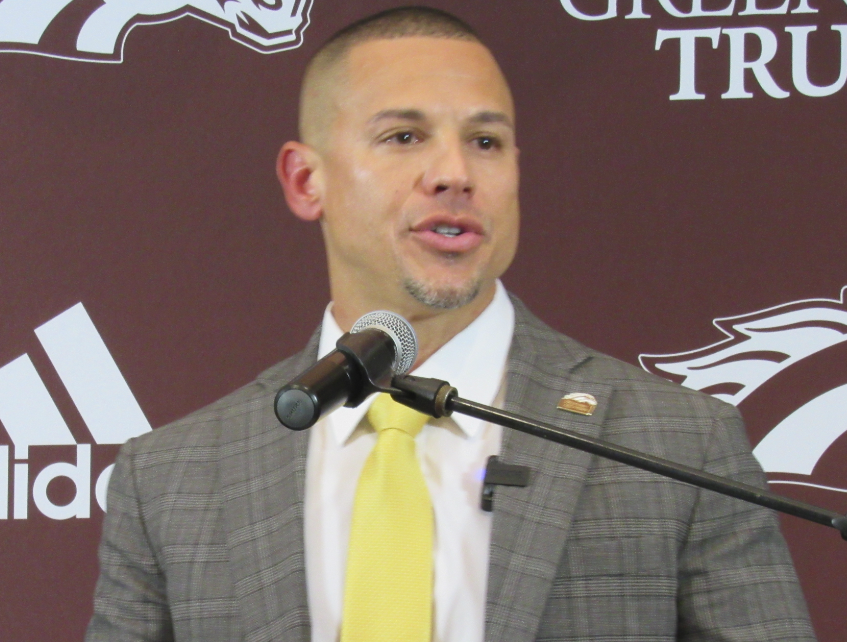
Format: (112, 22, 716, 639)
(121, 333, 319, 460)
(507, 295, 744, 454)
(512, 296, 730, 401)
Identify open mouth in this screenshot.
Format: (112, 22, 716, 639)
(410, 217, 485, 254)
(433, 224, 464, 238)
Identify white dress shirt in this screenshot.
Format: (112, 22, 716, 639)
(304, 280, 515, 642)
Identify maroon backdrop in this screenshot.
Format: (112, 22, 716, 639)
(1, 0, 845, 639)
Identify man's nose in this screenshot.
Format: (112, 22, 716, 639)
(421, 138, 474, 198)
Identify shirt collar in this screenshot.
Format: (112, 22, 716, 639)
(318, 280, 515, 444)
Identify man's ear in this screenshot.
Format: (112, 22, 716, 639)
(276, 141, 323, 222)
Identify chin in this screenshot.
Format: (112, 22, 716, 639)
(403, 276, 483, 310)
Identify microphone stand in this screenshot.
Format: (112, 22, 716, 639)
(388, 374, 847, 541)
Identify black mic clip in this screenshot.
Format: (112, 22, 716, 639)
(335, 330, 396, 407)
(389, 374, 457, 417)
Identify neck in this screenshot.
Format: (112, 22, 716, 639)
(331, 282, 497, 368)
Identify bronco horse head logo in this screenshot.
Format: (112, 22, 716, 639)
(640, 287, 847, 497)
(0, 0, 312, 62)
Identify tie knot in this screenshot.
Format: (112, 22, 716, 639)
(367, 393, 429, 438)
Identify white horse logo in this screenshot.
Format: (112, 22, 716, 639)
(641, 287, 847, 492)
(0, 0, 312, 62)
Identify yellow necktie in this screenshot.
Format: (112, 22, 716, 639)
(341, 393, 433, 642)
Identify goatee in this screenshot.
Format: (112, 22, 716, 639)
(403, 278, 481, 310)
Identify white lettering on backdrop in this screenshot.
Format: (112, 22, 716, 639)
(560, 0, 847, 99)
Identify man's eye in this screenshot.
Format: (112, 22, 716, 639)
(475, 136, 500, 150)
(387, 131, 419, 145)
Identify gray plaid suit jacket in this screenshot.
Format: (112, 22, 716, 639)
(87, 297, 816, 642)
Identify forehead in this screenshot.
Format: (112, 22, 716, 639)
(335, 37, 514, 124)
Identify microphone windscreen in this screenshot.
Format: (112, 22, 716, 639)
(350, 311, 417, 375)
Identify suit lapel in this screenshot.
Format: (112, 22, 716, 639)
(486, 300, 613, 642)
(219, 334, 319, 642)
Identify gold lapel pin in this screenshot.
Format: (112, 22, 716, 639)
(557, 392, 598, 416)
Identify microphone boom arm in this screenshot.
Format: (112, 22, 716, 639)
(389, 374, 847, 541)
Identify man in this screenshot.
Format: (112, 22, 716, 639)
(87, 7, 816, 642)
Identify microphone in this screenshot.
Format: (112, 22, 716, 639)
(274, 311, 418, 430)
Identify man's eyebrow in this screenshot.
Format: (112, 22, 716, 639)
(369, 109, 426, 124)
(468, 111, 514, 128)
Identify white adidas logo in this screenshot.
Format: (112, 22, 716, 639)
(0, 303, 151, 520)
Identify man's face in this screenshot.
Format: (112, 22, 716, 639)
(315, 37, 519, 319)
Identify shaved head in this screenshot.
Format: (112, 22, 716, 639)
(299, 7, 481, 150)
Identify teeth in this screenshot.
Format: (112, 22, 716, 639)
(434, 225, 462, 237)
